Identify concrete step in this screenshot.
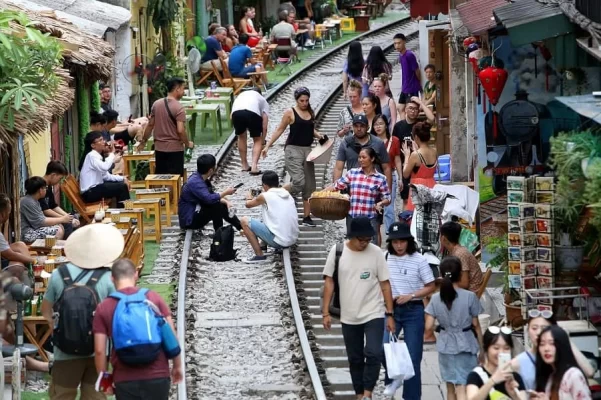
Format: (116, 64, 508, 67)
(318, 345, 347, 358)
(297, 264, 325, 273)
(315, 333, 345, 345)
(306, 296, 321, 306)
(323, 356, 349, 368)
(296, 244, 326, 251)
(313, 323, 342, 335)
(297, 237, 325, 244)
(298, 258, 327, 265)
(297, 231, 323, 238)
(297, 251, 326, 259)
(300, 271, 325, 280)
(304, 280, 326, 289)
(332, 390, 357, 400)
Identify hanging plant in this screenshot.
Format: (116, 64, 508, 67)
(90, 81, 101, 113)
(76, 74, 90, 158)
(147, 0, 179, 54)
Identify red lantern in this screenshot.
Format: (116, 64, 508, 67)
(478, 66, 508, 106)
(479, 66, 508, 140)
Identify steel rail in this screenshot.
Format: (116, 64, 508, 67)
(176, 14, 414, 400)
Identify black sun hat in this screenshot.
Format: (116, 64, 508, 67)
(347, 217, 375, 238)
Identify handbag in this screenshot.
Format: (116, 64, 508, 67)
(384, 334, 415, 381)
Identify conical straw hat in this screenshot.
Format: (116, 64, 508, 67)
(64, 224, 125, 269)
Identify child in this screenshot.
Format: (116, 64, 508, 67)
(423, 64, 437, 109)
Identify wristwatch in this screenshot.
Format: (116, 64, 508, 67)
(385, 312, 393, 317)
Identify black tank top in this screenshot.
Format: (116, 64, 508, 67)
(286, 107, 315, 147)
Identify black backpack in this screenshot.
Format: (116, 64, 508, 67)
(53, 266, 108, 355)
(209, 225, 237, 262)
(320, 243, 344, 317)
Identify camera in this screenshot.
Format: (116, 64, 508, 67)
(251, 188, 262, 197)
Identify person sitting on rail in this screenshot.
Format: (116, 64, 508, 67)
(79, 131, 131, 208)
(239, 171, 299, 263)
(178, 154, 242, 232)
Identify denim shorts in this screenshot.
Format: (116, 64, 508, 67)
(249, 218, 283, 249)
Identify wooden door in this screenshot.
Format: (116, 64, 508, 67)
(428, 29, 450, 155)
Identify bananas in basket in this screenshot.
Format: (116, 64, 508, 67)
(310, 190, 350, 200)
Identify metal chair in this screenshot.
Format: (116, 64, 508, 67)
(274, 38, 295, 75)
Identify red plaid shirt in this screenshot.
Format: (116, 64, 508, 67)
(335, 168, 390, 218)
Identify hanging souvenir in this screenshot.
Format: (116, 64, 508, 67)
(479, 66, 508, 140)
(463, 36, 477, 50)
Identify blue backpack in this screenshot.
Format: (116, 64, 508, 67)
(110, 288, 162, 365)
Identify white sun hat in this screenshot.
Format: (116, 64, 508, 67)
(64, 224, 125, 269)
(306, 138, 334, 164)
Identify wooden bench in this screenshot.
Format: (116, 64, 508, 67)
(120, 228, 144, 275)
(134, 189, 172, 227)
(60, 175, 108, 224)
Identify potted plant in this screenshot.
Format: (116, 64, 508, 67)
(484, 235, 524, 327)
(549, 131, 598, 272)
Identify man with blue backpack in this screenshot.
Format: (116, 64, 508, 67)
(41, 224, 122, 400)
(93, 258, 182, 399)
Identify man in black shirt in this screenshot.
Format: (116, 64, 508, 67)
(391, 97, 435, 206)
(41, 161, 79, 236)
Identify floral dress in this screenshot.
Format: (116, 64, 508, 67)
(545, 367, 592, 400)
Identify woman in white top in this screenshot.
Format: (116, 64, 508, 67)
(530, 325, 592, 400)
(510, 310, 594, 392)
(79, 131, 131, 207)
(382, 222, 436, 398)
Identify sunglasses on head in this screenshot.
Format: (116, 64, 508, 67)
(488, 326, 512, 335)
(528, 309, 553, 319)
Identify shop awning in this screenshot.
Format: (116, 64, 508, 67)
(456, 0, 507, 35)
(555, 94, 601, 125)
(493, 0, 573, 47)
(576, 37, 601, 62)
(18, 0, 131, 37)
(410, 0, 448, 19)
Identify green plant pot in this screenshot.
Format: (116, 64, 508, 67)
(556, 244, 585, 272)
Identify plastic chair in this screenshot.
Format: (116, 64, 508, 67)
(274, 38, 295, 75)
(340, 17, 355, 33)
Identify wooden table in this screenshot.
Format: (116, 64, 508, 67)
(144, 175, 181, 215)
(354, 15, 371, 32)
(349, 5, 367, 17)
(122, 151, 155, 188)
(135, 188, 172, 227)
(29, 239, 66, 254)
(133, 199, 162, 242)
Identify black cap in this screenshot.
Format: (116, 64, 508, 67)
(352, 114, 368, 126)
(347, 217, 375, 238)
(387, 222, 413, 241)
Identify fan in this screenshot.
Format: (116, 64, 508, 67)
(185, 44, 203, 96)
(121, 52, 167, 115)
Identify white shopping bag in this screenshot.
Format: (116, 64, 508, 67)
(384, 334, 415, 381)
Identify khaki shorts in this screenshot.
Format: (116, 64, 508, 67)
(285, 145, 315, 201)
(49, 358, 106, 400)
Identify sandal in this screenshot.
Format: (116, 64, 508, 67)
(242, 167, 251, 172)
(249, 170, 263, 176)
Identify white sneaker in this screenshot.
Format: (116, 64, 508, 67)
(304, 39, 315, 47)
(383, 379, 403, 397)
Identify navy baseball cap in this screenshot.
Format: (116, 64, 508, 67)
(352, 114, 368, 126)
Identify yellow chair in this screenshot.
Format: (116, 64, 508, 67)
(340, 17, 355, 33)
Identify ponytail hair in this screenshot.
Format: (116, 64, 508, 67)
(363, 93, 382, 116)
(412, 121, 432, 143)
(376, 73, 389, 86)
(439, 256, 462, 310)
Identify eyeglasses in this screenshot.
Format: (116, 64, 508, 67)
(356, 237, 372, 243)
(406, 107, 419, 112)
(488, 326, 512, 335)
(528, 309, 554, 319)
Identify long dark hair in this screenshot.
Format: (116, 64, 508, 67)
(373, 114, 390, 139)
(439, 256, 462, 310)
(535, 325, 583, 394)
(365, 46, 391, 81)
(347, 41, 364, 78)
(363, 94, 382, 117)
(294, 87, 314, 119)
(483, 329, 513, 354)
(79, 131, 103, 171)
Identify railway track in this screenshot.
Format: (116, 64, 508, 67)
(174, 17, 419, 400)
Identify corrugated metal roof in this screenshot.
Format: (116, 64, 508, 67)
(555, 94, 601, 124)
(450, 8, 470, 37)
(493, 0, 562, 29)
(456, 0, 508, 35)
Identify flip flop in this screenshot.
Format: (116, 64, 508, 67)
(249, 170, 263, 176)
(242, 167, 251, 172)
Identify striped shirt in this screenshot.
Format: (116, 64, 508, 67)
(335, 168, 390, 218)
(387, 252, 435, 298)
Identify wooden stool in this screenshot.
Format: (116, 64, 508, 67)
(144, 175, 181, 214)
(133, 199, 162, 243)
(107, 209, 146, 243)
(186, 104, 223, 141)
(14, 316, 52, 362)
(149, 158, 156, 174)
(201, 95, 232, 128)
(135, 189, 172, 227)
(122, 151, 155, 188)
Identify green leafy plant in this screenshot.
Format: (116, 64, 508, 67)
(147, 0, 179, 54)
(0, 10, 62, 131)
(149, 52, 185, 104)
(484, 235, 510, 293)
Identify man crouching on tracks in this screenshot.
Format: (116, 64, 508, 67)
(239, 171, 299, 263)
(322, 217, 395, 400)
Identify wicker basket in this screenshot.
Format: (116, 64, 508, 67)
(309, 196, 350, 220)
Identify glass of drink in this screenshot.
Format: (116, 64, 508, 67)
(111, 211, 121, 223)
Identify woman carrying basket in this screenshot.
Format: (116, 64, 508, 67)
(327, 147, 390, 245)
